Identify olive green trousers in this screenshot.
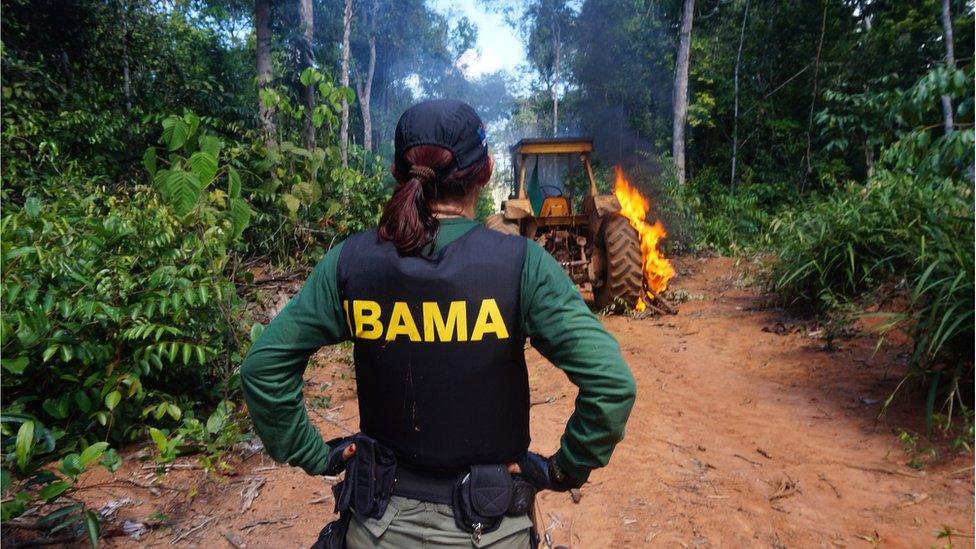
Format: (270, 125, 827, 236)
(345, 496, 533, 548)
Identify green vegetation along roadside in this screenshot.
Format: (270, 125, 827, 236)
(2, 0, 973, 545)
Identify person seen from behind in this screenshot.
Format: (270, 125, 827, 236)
(241, 99, 637, 548)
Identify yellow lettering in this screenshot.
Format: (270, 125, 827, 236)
(422, 301, 468, 342)
(386, 302, 421, 341)
(349, 299, 508, 343)
(470, 299, 509, 341)
(353, 300, 383, 339)
(342, 300, 353, 336)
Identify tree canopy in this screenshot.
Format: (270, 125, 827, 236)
(1, 0, 973, 542)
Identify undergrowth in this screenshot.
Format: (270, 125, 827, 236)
(766, 65, 975, 440)
(1, 71, 388, 543)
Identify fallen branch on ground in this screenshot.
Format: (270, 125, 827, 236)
(307, 493, 333, 505)
(240, 514, 299, 533)
(75, 478, 186, 494)
(651, 436, 692, 452)
(946, 465, 974, 477)
(817, 473, 841, 499)
(141, 463, 200, 471)
(768, 473, 798, 502)
(235, 272, 308, 293)
(240, 476, 267, 512)
(647, 287, 677, 314)
(223, 531, 246, 549)
(634, 300, 669, 318)
(896, 493, 929, 508)
(171, 516, 217, 544)
(530, 396, 557, 407)
(733, 453, 762, 466)
(841, 463, 924, 479)
(312, 408, 355, 435)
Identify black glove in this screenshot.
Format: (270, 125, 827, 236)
(323, 436, 355, 476)
(508, 477, 537, 515)
(517, 452, 585, 493)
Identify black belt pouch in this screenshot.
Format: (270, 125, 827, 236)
(309, 434, 397, 549)
(452, 464, 513, 535)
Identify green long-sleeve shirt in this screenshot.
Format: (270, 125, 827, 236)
(240, 218, 636, 482)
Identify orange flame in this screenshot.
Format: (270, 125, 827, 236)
(612, 166, 675, 311)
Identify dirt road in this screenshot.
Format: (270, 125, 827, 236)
(75, 257, 973, 548)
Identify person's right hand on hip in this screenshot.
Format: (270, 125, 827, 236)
(507, 452, 584, 492)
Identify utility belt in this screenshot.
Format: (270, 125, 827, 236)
(310, 433, 539, 549)
(392, 464, 457, 505)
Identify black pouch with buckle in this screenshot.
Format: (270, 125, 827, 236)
(309, 434, 397, 549)
(335, 433, 397, 520)
(309, 512, 352, 549)
(452, 464, 513, 540)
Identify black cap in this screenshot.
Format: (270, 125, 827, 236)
(394, 99, 488, 177)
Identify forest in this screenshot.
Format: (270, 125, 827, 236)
(1, 0, 973, 545)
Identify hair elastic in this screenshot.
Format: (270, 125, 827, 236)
(409, 165, 437, 182)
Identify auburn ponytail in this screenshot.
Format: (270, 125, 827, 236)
(378, 144, 490, 255)
(377, 176, 436, 255)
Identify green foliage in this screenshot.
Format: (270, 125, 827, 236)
(240, 71, 388, 261)
(0, 1, 443, 543)
(623, 156, 785, 255)
(3, 182, 231, 438)
(1, 56, 386, 542)
(0, 115, 260, 542)
(2, 123, 253, 431)
(770, 174, 973, 358)
(258, 70, 352, 142)
(565, 0, 674, 146)
(669, 168, 786, 254)
(146, 399, 244, 472)
(768, 65, 974, 429)
(475, 188, 497, 222)
(897, 408, 973, 470)
(2, 57, 386, 541)
(1, 0, 257, 186)
(150, 112, 255, 238)
(1, 414, 116, 546)
(1, 1, 973, 543)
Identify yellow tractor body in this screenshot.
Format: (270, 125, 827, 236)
(485, 138, 644, 309)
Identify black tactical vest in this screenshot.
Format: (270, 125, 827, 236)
(336, 226, 529, 473)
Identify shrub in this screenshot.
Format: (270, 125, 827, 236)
(228, 70, 389, 263)
(1, 179, 248, 434)
(769, 173, 973, 424)
(661, 165, 788, 254)
(0, 101, 389, 533)
(767, 65, 974, 430)
(0, 113, 258, 529)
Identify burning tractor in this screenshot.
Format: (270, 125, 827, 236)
(485, 137, 675, 312)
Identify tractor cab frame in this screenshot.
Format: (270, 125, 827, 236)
(485, 137, 644, 309)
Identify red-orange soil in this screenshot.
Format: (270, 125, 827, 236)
(61, 257, 974, 548)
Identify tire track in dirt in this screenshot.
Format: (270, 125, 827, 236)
(72, 257, 972, 548)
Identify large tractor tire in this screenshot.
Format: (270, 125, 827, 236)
(484, 213, 521, 236)
(592, 214, 644, 309)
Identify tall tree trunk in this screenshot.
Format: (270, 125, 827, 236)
(864, 140, 875, 180)
(356, 34, 376, 153)
(339, 0, 352, 166)
(672, 0, 695, 185)
(120, 0, 132, 111)
(298, 0, 315, 150)
(552, 25, 560, 137)
(940, 0, 955, 134)
(730, 0, 748, 193)
(804, 4, 827, 181)
(255, 0, 275, 143)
